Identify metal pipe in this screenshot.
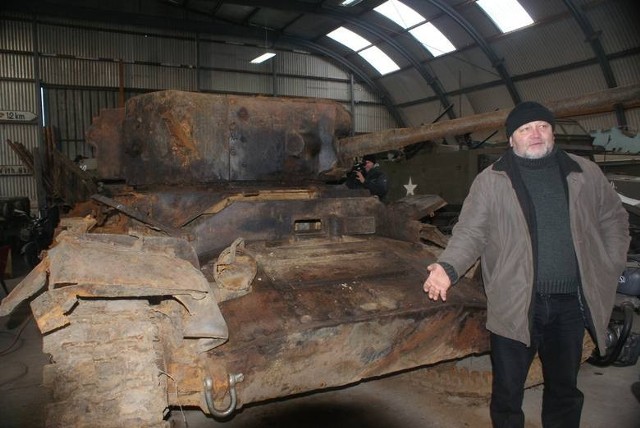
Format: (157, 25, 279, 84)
(336, 83, 640, 161)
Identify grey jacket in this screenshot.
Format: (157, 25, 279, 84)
(439, 149, 629, 354)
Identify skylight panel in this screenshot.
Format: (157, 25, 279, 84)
(327, 26, 401, 75)
(476, 0, 534, 33)
(327, 27, 370, 51)
(374, 0, 424, 29)
(409, 22, 456, 57)
(358, 46, 400, 75)
(374, 0, 457, 57)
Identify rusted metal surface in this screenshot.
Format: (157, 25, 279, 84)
(85, 107, 125, 180)
(56, 216, 97, 234)
(378, 194, 448, 245)
(95, 185, 322, 234)
(165, 236, 487, 409)
(94, 187, 443, 258)
(188, 190, 385, 257)
(212, 238, 257, 299)
(0, 260, 47, 317)
(85, 86, 640, 189)
(5, 229, 488, 415)
(86, 91, 351, 186)
(337, 83, 640, 160)
(91, 193, 187, 238)
(1, 89, 497, 424)
(3, 233, 228, 350)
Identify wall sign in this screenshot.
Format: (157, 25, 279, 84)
(0, 110, 37, 122)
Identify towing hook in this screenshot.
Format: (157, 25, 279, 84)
(203, 372, 244, 418)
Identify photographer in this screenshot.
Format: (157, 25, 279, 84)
(345, 154, 389, 200)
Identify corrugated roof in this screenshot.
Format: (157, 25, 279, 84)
(1, 0, 638, 132)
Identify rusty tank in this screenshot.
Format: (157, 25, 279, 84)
(5, 84, 637, 427)
(0, 90, 488, 427)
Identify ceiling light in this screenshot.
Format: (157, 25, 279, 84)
(340, 0, 364, 7)
(250, 52, 276, 64)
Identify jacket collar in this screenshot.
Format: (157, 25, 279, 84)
(493, 147, 582, 176)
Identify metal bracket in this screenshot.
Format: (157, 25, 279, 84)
(203, 372, 244, 418)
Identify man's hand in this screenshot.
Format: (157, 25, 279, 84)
(355, 170, 365, 183)
(423, 263, 452, 301)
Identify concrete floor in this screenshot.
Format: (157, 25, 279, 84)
(1, 262, 639, 428)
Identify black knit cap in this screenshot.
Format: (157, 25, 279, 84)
(505, 101, 555, 138)
(363, 154, 376, 164)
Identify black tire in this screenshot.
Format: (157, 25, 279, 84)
(587, 303, 634, 367)
(42, 299, 171, 428)
(21, 241, 39, 268)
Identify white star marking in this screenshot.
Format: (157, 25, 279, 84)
(403, 177, 417, 196)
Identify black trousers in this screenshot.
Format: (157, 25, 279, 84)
(489, 293, 585, 428)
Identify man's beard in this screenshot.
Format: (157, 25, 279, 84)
(521, 143, 552, 159)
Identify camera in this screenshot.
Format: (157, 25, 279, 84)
(348, 161, 366, 178)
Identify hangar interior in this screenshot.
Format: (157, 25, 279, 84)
(1, 0, 639, 210)
(1, 1, 640, 427)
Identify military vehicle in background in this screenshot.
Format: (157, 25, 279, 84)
(0, 84, 638, 427)
(381, 118, 616, 232)
(382, 118, 640, 206)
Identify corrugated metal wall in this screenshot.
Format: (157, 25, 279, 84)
(0, 13, 387, 211)
(41, 87, 146, 162)
(0, 15, 40, 210)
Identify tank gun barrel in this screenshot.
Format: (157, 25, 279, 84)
(336, 83, 640, 161)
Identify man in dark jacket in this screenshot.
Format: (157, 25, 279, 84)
(345, 154, 389, 200)
(422, 101, 629, 428)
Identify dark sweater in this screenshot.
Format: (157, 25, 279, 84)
(514, 149, 580, 294)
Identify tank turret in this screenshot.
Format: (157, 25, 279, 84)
(87, 90, 352, 185)
(87, 84, 639, 186)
